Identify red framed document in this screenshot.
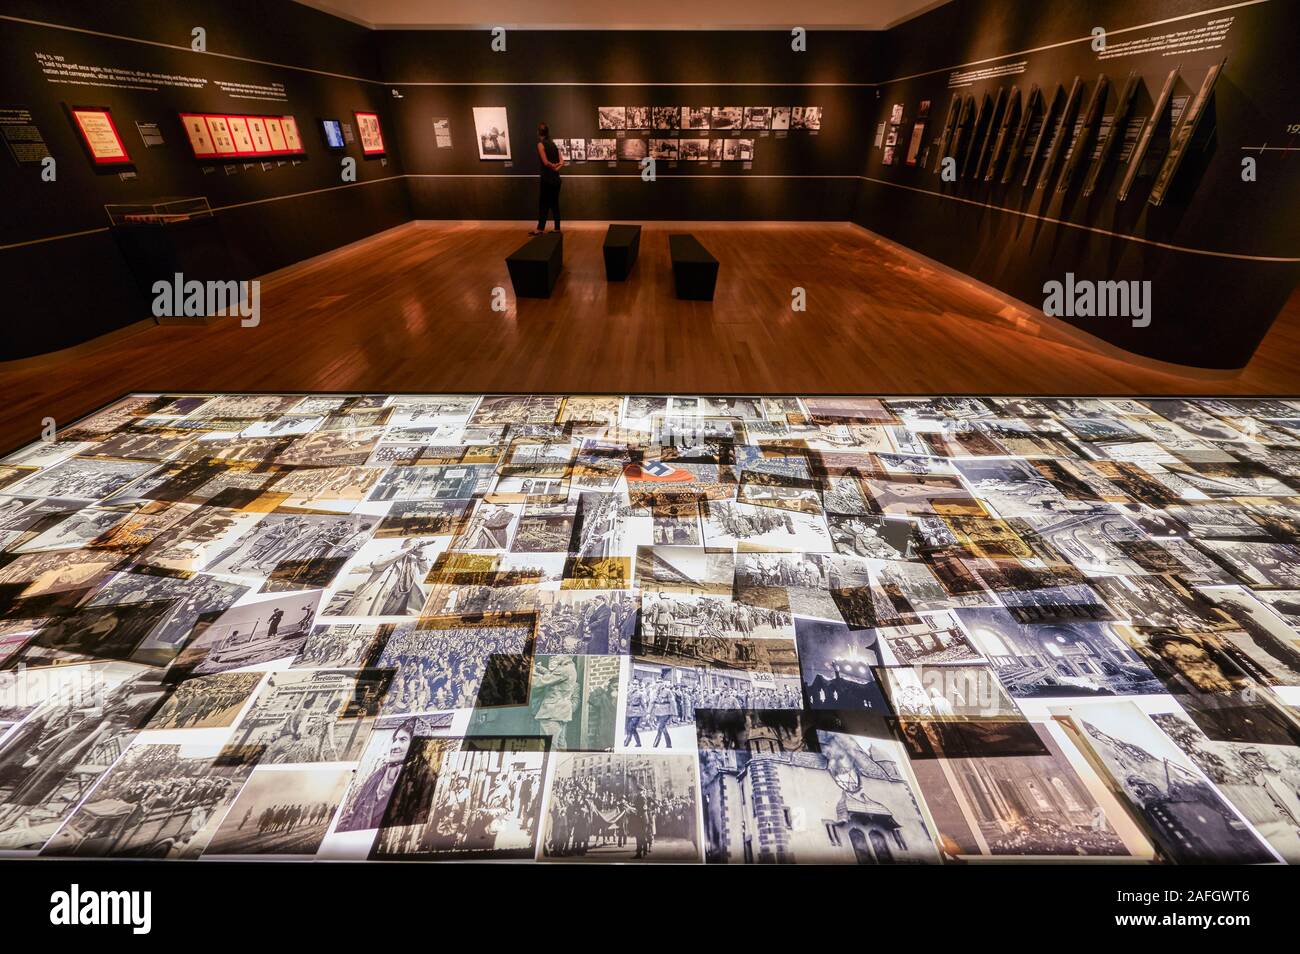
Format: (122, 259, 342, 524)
(280, 116, 303, 153)
(68, 105, 130, 165)
(247, 116, 272, 154)
(264, 118, 288, 153)
(204, 115, 237, 155)
(354, 111, 385, 155)
(179, 112, 217, 157)
(227, 116, 257, 154)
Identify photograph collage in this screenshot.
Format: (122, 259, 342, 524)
(549, 105, 823, 165)
(1, 392, 1299, 865)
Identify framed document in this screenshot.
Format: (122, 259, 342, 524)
(984, 86, 1020, 181)
(1119, 68, 1179, 202)
(179, 112, 217, 157)
(1057, 74, 1109, 193)
(1149, 59, 1224, 207)
(976, 88, 1009, 179)
(265, 117, 288, 153)
(931, 97, 960, 173)
(227, 116, 256, 154)
(204, 115, 237, 155)
(247, 116, 272, 153)
(472, 106, 510, 160)
(1001, 84, 1041, 184)
(1082, 69, 1140, 198)
(281, 115, 303, 152)
(1035, 75, 1083, 190)
(1022, 84, 1064, 187)
(67, 105, 130, 165)
(354, 111, 385, 155)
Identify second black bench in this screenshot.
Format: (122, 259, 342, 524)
(668, 234, 719, 301)
(506, 232, 563, 299)
(603, 224, 641, 281)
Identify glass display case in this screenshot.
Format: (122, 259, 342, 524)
(104, 196, 213, 227)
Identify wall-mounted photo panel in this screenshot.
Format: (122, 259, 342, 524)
(681, 106, 710, 130)
(791, 106, 822, 129)
(67, 105, 130, 165)
(1149, 59, 1225, 207)
(649, 137, 678, 160)
(597, 105, 626, 130)
(1119, 67, 1179, 202)
(743, 106, 772, 130)
(711, 105, 742, 129)
(179, 112, 217, 158)
(204, 115, 237, 155)
(281, 116, 304, 152)
(680, 137, 709, 161)
(248, 116, 273, 153)
(587, 138, 616, 161)
(227, 115, 257, 154)
(625, 106, 649, 129)
(264, 117, 288, 152)
(472, 106, 510, 160)
(353, 111, 384, 155)
(617, 137, 647, 161)
(770, 106, 792, 131)
(652, 106, 678, 130)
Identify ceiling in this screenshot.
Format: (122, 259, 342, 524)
(291, 0, 951, 30)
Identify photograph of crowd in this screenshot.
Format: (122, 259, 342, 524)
(1, 391, 1299, 865)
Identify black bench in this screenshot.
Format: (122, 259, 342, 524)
(603, 224, 641, 281)
(668, 234, 719, 301)
(506, 232, 563, 298)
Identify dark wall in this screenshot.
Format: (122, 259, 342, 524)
(0, 0, 409, 359)
(853, 0, 1300, 368)
(378, 30, 876, 222)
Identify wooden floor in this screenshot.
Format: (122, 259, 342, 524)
(2, 220, 1299, 452)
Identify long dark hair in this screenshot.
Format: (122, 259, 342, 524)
(537, 122, 550, 141)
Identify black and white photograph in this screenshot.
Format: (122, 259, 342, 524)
(956, 607, 1163, 697)
(204, 765, 352, 856)
(472, 105, 511, 159)
(597, 106, 626, 129)
(681, 106, 710, 130)
(41, 742, 256, 858)
(651, 106, 678, 130)
(586, 138, 617, 161)
(224, 668, 387, 764)
(616, 137, 647, 161)
(904, 721, 1134, 859)
(371, 736, 548, 860)
(1053, 702, 1275, 863)
(377, 617, 535, 713)
(178, 590, 323, 676)
(791, 106, 823, 129)
(542, 752, 699, 861)
(711, 106, 742, 130)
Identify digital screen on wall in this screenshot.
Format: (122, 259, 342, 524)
(322, 119, 345, 149)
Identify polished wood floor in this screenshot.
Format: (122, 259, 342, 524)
(2, 220, 1299, 452)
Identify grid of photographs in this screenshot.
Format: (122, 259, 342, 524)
(1, 392, 1299, 864)
(598, 105, 820, 131)
(580, 105, 818, 164)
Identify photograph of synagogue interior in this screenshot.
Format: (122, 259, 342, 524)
(2, 0, 1300, 889)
